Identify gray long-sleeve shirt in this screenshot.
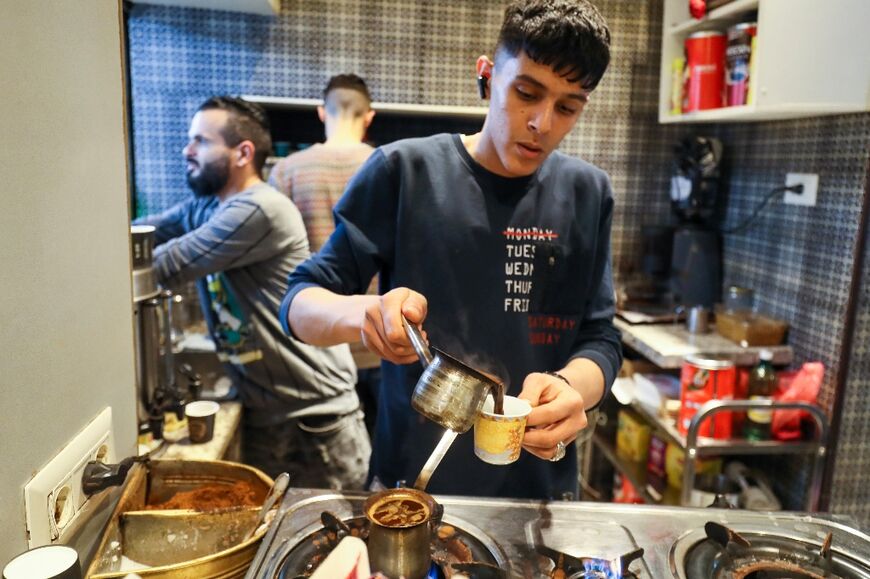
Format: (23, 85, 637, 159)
(137, 182, 358, 426)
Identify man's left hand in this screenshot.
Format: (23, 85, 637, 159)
(519, 372, 587, 461)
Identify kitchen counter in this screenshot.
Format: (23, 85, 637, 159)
(615, 318, 793, 369)
(154, 401, 242, 461)
(247, 487, 870, 578)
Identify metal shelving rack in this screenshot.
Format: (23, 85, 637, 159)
(589, 318, 829, 510)
(676, 399, 829, 510)
(591, 431, 683, 506)
(591, 398, 829, 510)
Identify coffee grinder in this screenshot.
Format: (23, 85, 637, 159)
(668, 136, 725, 308)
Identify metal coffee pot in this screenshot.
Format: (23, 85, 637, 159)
(402, 316, 502, 433)
(364, 487, 442, 579)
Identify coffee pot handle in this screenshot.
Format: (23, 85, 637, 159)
(402, 315, 434, 366)
(430, 500, 444, 529)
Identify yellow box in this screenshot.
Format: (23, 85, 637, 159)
(665, 442, 722, 489)
(616, 409, 651, 463)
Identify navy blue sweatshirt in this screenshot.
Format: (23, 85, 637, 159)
(281, 134, 622, 499)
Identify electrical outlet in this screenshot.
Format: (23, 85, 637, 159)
(784, 173, 819, 206)
(24, 407, 116, 547)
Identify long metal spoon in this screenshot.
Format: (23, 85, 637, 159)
(244, 472, 290, 541)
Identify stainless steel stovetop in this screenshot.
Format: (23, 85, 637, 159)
(246, 488, 870, 578)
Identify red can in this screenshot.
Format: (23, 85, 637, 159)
(683, 31, 727, 111)
(678, 355, 736, 439)
(725, 22, 757, 106)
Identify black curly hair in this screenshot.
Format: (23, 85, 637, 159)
(496, 0, 611, 91)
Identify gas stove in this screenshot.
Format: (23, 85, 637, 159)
(246, 488, 870, 578)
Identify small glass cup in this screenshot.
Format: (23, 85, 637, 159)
(724, 286, 754, 313)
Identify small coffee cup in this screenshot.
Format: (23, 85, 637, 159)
(3, 545, 82, 579)
(473, 395, 531, 465)
(185, 400, 220, 444)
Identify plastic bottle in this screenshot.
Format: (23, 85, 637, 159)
(744, 350, 776, 441)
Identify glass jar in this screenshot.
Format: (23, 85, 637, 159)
(724, 285, 754, 313)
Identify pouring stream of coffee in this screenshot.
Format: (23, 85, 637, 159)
(484, 375, 506, 416)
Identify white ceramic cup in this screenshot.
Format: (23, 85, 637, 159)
(3, 545, 81, 579)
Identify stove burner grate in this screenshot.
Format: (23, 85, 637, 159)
(274, 511, 505, 579)
(535, 544, 645, 579)
(682, 522, 870, 579)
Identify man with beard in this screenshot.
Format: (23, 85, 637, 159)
(136, 96, 370, 489)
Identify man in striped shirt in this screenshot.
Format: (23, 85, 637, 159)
(269, 75, 381, 436)
(137, 96, 370, 488)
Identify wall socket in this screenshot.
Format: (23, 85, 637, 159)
(784, 173, 819, 206)
(24, 407, 116, 547)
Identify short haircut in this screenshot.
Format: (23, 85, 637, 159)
(322, 74, 372, 118)
(197, 96, 272, 172)
(496, 0, 611, 91)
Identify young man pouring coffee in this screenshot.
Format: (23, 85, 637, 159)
(281, 0, 621, 499)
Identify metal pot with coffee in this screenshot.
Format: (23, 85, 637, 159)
(364, 487, 442, 579)
(402, 316, 504, 433)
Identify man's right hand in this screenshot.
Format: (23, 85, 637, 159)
(361, 287, 428, 364)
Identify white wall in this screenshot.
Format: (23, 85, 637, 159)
(0, 0, 138, 565)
